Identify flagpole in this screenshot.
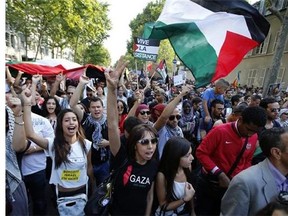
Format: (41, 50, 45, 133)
(135, 59, 139, 90)
(135, 58, 138, 72)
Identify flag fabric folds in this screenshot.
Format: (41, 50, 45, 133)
(143, 0, 270, 87)
(232, 71, 241, 88)
(6, 61, 106, 81)
(156, 59, 168, 81)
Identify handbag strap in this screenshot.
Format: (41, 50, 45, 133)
(227, 123, 249, 178)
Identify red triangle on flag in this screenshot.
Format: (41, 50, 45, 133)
(133, 43, 138, 51)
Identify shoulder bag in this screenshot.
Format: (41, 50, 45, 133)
(84, 159, 128, 216)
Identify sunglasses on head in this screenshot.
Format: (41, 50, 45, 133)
(270, 108, 280, 113)
(169, 115, 181, 121)
(139, 110, 151, 115)
(138, 137, 158, 145)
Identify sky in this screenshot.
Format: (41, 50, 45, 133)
(102, 0, 259, 65)
(102, 0, 153, 64)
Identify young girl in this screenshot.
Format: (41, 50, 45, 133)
(155, 137, 196, 216)
(41, 96, 62, 130)
(117, 99, 128, 134)
(21, 87, 93, 216)
(105, 56, 159, 215)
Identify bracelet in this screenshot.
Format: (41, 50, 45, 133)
(14, 113, 23, 117)
(15, 121, 24, 126)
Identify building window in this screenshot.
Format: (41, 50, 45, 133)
(11, 35, 16, 49)
(253, 32, 271, 55)
(272, 31, 280, 52)
(255, 68, 267, 87)
(19, 33, 25, 49)
(247, 69, 257, 86)
(6, 32, 10, 46)
(276, 68, 285, 84)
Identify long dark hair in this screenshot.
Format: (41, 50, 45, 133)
(42, 96, 61, 117)
(127, 124, 158, 161)
(53, 109, 87, 168)
(158, 137, 192, 202)
(117, 99, 128, 115)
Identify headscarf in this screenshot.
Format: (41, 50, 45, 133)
(135, 104, 149, 117)
(151, 104, 166, 122)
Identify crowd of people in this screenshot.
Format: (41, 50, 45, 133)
(5, 56, 288, 216)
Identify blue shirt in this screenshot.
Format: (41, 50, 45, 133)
(201, 88, 224, 119)
(268, 160, 288, 192)
(202, 88, 224, 108)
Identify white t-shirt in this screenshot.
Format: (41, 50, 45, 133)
(21, 113, 55, 176)
(46, 139, 92, 188)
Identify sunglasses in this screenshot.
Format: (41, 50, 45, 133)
(216, 108, 225, 111)
(139, 111, 151, 115)
(270, 108, 280, 113)
(169, 115, 181, 121)
(278, 191, 288, 205)
(138, 137, 158, 145)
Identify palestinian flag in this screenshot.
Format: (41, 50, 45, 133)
(156, 59, 168, 81)
(6, 60, 106, 81)
(143, 0, 270, 87)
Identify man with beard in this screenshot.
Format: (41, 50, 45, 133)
(70, 74, 110, 186)
(252, 97, 281, 165)
(200, 99, 225, 138)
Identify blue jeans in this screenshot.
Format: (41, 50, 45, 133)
(23, 169, 47, 215)
(93, 161, 110, 186)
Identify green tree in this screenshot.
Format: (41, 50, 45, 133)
(6, 0, 111, 62)
(82, 44, 111, 66)
(125, 1, 175, 72)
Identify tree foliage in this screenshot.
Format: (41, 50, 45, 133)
(6, 0, 111, 63)
(124, 0, 175, 72)
(82, 44, 111, 66)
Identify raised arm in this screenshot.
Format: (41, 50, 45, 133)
(39, 79, 50, 99)
(50, 72, 65, 98)
(22, 86, 49, 149)
(14, 70, 24, 87)
(6, 96, 27, 153)
(31, 74, 42, 106)
(126, 89, 144, 117)
(154, 85, 192, 131)
(69, 71, 90, 122)
(105, 56, 129, 156)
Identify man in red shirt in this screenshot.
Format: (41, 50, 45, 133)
(195, 106, 267, 216)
